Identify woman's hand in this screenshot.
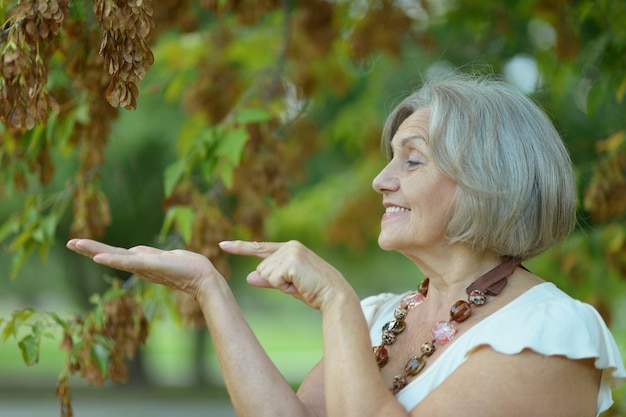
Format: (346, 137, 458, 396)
(219, 240, 354, 311)
(66, 239, 222, 299)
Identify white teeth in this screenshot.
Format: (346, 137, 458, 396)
(385, 206, 410, 213)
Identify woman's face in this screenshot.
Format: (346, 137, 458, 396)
(372, 108, 458, 255)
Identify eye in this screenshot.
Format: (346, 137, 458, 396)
(407, 159, 423, 167)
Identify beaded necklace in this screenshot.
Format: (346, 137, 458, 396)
(372, 257, 521, 394)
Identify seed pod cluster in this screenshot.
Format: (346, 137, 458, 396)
(55, 374, 73, 417)
(0, 0, 69, 132)
(229, 120, 292, 238)
(350, 0, 412, 62)
(200, 0, 281, 25)
(584, 149, 626, 223)
(59, 293, 149, 390)
(94, 0, 155, 109)
(57, 22, 119, 240)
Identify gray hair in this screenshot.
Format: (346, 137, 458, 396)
(382, 72, 576, 260)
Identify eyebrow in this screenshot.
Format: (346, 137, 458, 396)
(389, 135, 427, 158)
(397, 135, 427, 149)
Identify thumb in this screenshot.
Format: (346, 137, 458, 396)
(218, 240, 284, 259)
(246, 271, 273, 288)
(246, 271, 298, 296)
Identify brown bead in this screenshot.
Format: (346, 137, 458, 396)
(393, 307, 407, 320)
(382, 319, 406, 334)
(373, 345, 389, 367)
(420, 341, 436, 356)
(450, 300, 472, 322)
(469, 289, 487, 305)
(392, 375, 408, 392)
(381, 330, 397, 345)
(417, 278, 429, 296)
(404, 356, 426, 376)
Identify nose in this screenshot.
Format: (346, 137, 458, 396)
(372, 162, 398, 194)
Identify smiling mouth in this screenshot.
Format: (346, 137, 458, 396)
(385, 206, 410, 214)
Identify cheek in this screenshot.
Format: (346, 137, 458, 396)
(420, 178, 458, 219)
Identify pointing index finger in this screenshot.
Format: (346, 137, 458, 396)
(218, 240, 284, 258)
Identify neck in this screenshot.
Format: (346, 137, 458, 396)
(405, 245, 505, 307)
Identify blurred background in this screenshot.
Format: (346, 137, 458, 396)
(1, 0, 625, 416)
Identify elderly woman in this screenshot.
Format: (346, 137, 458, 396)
(67, 73, 625, 417)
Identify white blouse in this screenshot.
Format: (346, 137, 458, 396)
(361, 282, 626, 416)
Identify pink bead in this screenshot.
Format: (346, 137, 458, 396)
(400, 292, 425, 309)
(431, 321, 457, 345)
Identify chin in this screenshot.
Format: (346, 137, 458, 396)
(377, 235, 399, 251)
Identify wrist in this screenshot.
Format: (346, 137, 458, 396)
(191, 272, 229, 305)
(319, 285, 360, 315)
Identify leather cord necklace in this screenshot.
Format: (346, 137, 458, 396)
(372, 257, 521, 393)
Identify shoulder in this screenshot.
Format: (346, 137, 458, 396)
(461, 282, 626, 415)
(469, 283, 617, 358)
(470, 283, 598, 337)
(412, 345, 601, 417)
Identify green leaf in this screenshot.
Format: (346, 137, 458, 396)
(91, 343, 110, 377)
(47, 312, 69, 330)
(2, 319, 15, 342)
(38, 240, 51, 263)
(49, 110, 79, 153)
(159, 205, 195, 243)
(175, 206, 195, 244)
(217, 160, 236, 189)
(216, 127, 248, 164)
(18, 333, 40, 366)
(164, 72, 189, 102)
(14, 309, 35, 323)
(32, 226, 45, 243)
(102, 287, 128, 302)
(200, 158, 218, 183)
(235, 108, 272, 124)
(92, 306, 105, 328)
(26, 124, 46, 156)
(163, 160, 186, 197)
(10, 243, 35, 278)
(177, 114, 207, 154)
(89, 293, 101, 305)
(0, 217, 19, 242)
(41, 213, 59, 239)
(159, 206, 178, 242)
(68, 0, 89, 21)
(9, 226, 35, 250)
(2, 309, 35, 342)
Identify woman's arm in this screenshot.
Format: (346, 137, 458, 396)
(66, 239, 320, 417)
(220, 240, 409, 417)
(319, 291, 409, 417)
(194, 274, 322, 417)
